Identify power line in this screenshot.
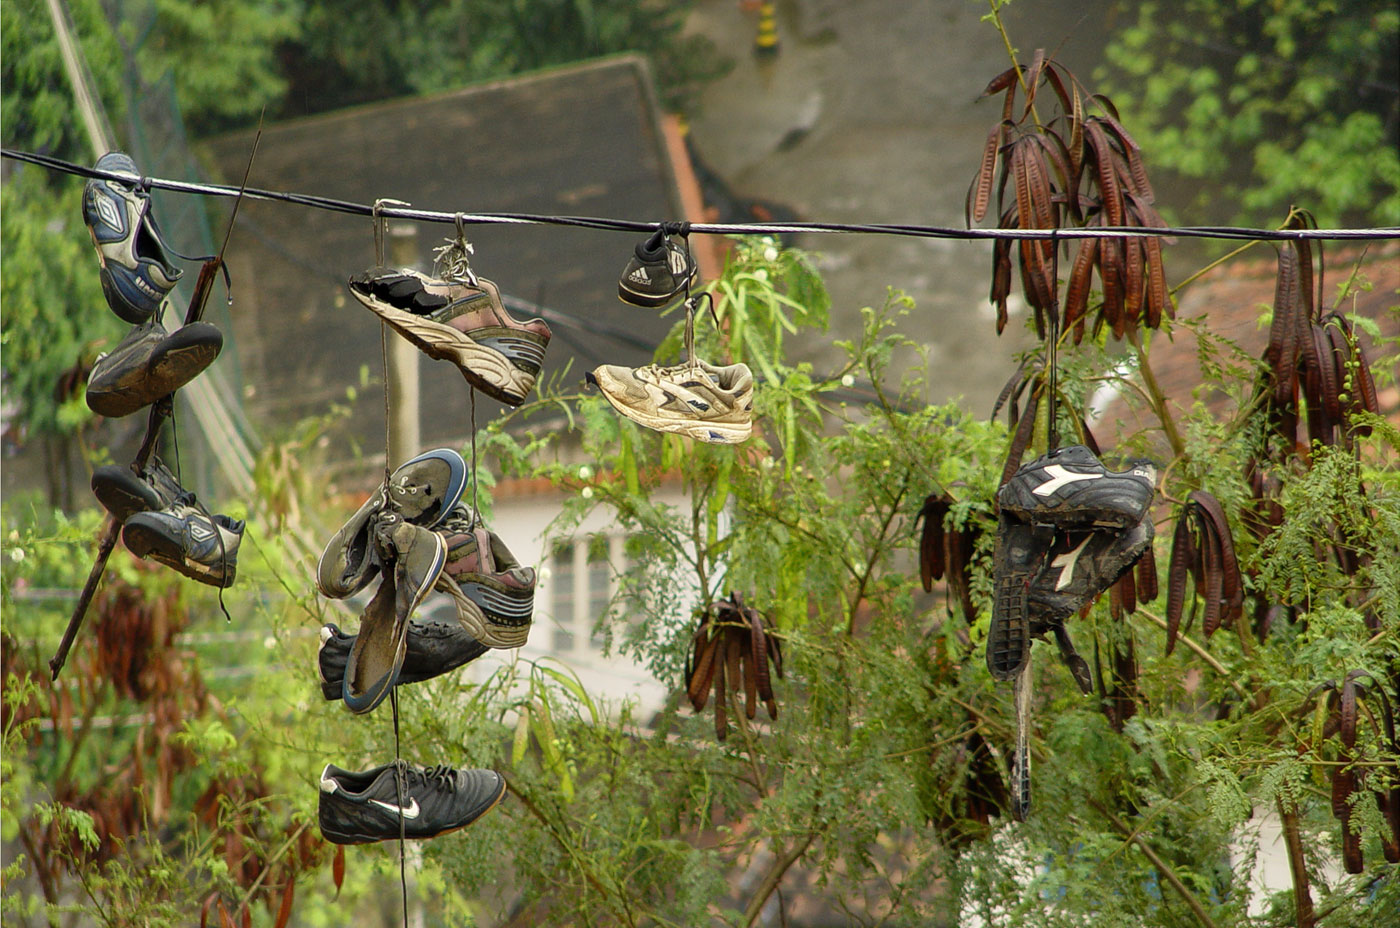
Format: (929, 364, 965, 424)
(6, 146, 1398, 244)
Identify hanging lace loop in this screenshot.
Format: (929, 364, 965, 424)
(432, 212, 479, 285)
(371, 197, 410, 267)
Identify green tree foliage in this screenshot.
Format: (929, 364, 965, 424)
(279, 0, 727, 117)
(1098, 0, 1400, 227)
(4, 237, 1396, 926)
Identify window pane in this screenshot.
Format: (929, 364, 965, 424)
(587, 554, 609, 646)
(552, 545, 574, 651)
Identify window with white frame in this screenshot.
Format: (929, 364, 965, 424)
(549, 534, 622, 654)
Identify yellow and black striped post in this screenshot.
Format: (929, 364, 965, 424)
(754, 2, 779, 57)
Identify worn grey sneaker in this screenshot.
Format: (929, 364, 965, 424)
(82, 152, 184, 324)
(318, 760, 505, 845)
(317, 448, 466, 601)
(85, 320, 222, 418)
(588, 357, 754, 444)
(342, 516, 448, 715)
(121, 498, 242, 588)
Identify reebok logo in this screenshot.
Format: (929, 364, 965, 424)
(369, 797, 421, 819)
(1032, 465, 1103, 497)
(1047, 537, 1091, 590)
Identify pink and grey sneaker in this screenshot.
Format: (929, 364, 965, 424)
(433, 508, 536, 650)
(348, 268, 550, 406)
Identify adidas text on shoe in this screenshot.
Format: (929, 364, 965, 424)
(617, 230, 697, 308)
(998, 445, 1156, 530)
(82, 152, 184, 324)
(588, 358, 754, 444)
(85, 320, 222, 418)
(122, 501, 242, 588)
(318, 761, 505, 845)
(349, 268, 550, 406)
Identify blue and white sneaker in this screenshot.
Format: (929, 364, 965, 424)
(82, 152, 184, 324)
(121, 495, 243, 588)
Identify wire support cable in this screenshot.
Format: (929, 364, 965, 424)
(6, 147, 1399, 244)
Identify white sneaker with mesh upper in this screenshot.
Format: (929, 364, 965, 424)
(588, 357, 754, 444)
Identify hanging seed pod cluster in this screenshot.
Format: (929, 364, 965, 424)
(1164, 490, 1244, 654)
(969, 53, 1171, 341)
(684, 593, 783, 741)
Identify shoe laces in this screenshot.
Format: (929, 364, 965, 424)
(432, 215, 479, 286)
(397, 760, 458, 792)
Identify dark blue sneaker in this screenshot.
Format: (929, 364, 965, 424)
(317, 619, 488, 701)
(85, 320, 222, 418)
(121, 498, 242, 588)
(82, 152, 184, 324)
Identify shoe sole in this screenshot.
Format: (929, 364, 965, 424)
(121, 520, 236, 588)
(440, 581, 531, 649)
(91, 467, 164, 523)
(617, 281, 683, 308)
(86, 325, 222, 418)
(352, 294, 537, 406)
(320, 776, 508, 845)
(593, 384, 752, 444)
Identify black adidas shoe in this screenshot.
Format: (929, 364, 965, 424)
(317, 619, 488, 700)
(987, 514, 1052, 681)
(91, 458, 186, 523)
(122, 498, 242, 588)
(617, 229, 696, 308)
(85, 320, 222, 418)
(318, 760, 505, 845)
(998, 445, 1156, 530)
(1027, 514, 1154, 629)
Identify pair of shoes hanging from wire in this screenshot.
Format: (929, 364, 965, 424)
(315, 448, 538, 714)
(83, 152, 241, 588)
(594, 226, 754, 444)
(348, 215, 552, 407)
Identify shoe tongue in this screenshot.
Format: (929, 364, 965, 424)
(472, 528, 497, 573)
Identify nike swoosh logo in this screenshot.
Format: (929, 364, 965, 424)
(1032, 465, 1103, 496)
(369, 797, 421, 819)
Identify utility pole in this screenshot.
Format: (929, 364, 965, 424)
(386, 223, 422, 468)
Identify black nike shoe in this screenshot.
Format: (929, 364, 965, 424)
(1026, 514, 1155, 629)
(998, 445, 1156, 530)
(85, 320, 222, 418)
(121, 498, 243, 588)
(317, 619, 488, 700)
(617, 229, 697, 308)
(318, 760, 506, 845)
(987, 514, 1053, 681)
(91, 458, 186, 523)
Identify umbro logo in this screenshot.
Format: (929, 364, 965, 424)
(189, 523, 215, 542)
(94, 196, 124, 233)
(369, 797, 421, 819)
(1032, 465, 1102, 497)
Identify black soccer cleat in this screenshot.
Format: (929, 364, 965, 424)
(1026, 514, 1155, 629)
(998, 445, 1156, 530)
(317, 619, 488, 701)
(987, 514, 1053, 681)
(91, 458, 186, 524)
(617, 229, 697, 308)
(318, 760, 506, 845)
